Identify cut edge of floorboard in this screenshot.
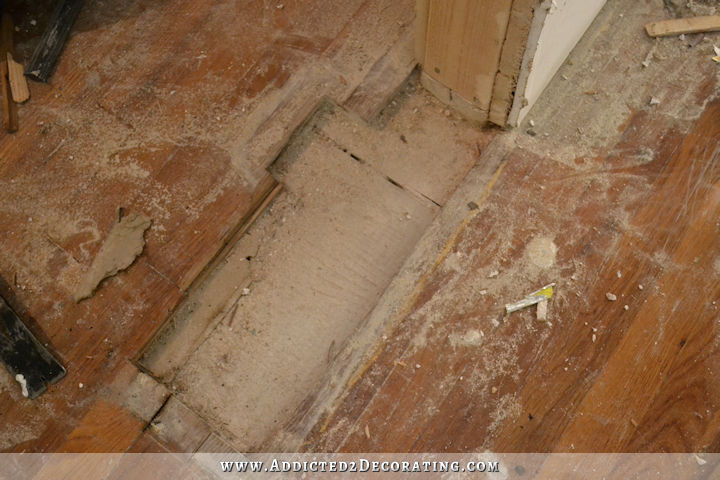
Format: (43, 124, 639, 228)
(264, 133, 515, 452)
(134, 176, 281, 375)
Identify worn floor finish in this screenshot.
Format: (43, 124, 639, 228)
(0, 0, 417, 452)
(301, 0, 720, 453)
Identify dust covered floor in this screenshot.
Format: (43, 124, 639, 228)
(138, 86, 494, 451)
(0, 0, 425, 452)
(294, 0, 720, 453)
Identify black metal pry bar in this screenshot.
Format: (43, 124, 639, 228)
(0, 295, 66, 399)
(25, 0, 84, 83)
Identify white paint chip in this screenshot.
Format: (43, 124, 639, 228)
(536, 300, 548, 321)
(15, 374, 28, 398)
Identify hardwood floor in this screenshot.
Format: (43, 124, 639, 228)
(1, 0, 718, 458)
(299, 0, 720, 454)
(0, 0, 416, 452)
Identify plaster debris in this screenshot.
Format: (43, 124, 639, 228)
(536, 299, 548, 321)
(606, 292, 617, 301)
(694, 454, 707, 466)
(488, 270, 499, 279)
(527, 237, 558, 269)
(74, 212, 152, 302)
(616, 270, 622, 278)
(638, 284, 644, 290)
(241, 287, 251, 296)
(649, 96, 661, 106)
(592, 334, 597, 343)
(624, 305, 629, 311)
(15, 374, 28, 398)
(506, 283, 555, 315)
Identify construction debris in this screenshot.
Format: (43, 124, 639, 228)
(6, 53, 29, 103)
(606, 292, 617, 301)
(536, 299, 548, 321)
(74, 212, 152, 302)
(645, 15, 720, 38)
(1, 14, 18, 132)
(15, 374, 28, 397)
(505, 283, 555, 316)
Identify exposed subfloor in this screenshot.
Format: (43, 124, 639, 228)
(0, 0, 719, 458)
(0, 0, 423, 452)
(137, 88, 492, 451)
(292, 0, 720, 453)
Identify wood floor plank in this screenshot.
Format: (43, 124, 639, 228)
(0, 0, 416, 453)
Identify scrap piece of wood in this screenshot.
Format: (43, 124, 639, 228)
(25, 0, 84, 82)
(645, 15, 720, 37)
(7, 53, 29, 103)
(0, 60, 18, 132)
(0, 14, 18, 132)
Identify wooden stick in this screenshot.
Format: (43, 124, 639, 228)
(645, 15, 720, 37)
(0, 59, 17, 132)
(0, 13, 17, 132)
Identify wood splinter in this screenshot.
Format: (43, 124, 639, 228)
(7, 53, 29, 103)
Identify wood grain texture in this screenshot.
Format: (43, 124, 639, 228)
(645, 15, 720, 37)
(301, 0, 720, 452)
(422, 0, 513, 112)
(7, 53, 29, 103)
(58, 398, 145, 452)
(0, 0, 416, 453)
(306, 99, 720, 453)
(488, 0, 538, 126)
